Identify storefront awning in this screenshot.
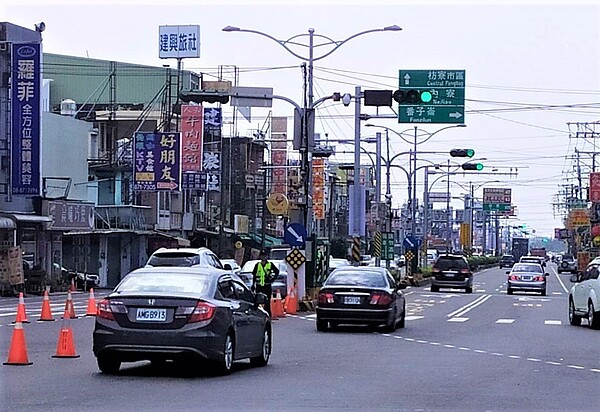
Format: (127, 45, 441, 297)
(0, 217, 16, 230)
(11, 214, 53, 225)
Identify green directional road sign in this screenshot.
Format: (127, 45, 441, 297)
(398, 69, 465, 124)
(381, 232, 395, 260)
(482, 203, 512, 212)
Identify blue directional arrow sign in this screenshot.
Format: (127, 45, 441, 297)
(403, 235, 417, 250)
(284, 223, 306, 248)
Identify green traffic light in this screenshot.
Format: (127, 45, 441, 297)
(466, 149, 475, 157)
(476, 163, 484, 171)
(420, 91, 433, 103)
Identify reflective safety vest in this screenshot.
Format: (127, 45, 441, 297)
(256, 262, 272, 287)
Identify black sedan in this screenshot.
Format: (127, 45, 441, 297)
(316, 266, 406, 332)
(507, 263, 548, 296)
(93, 267, 271, 375)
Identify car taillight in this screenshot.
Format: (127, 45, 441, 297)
(460, 269, 470, 274)
(97, 299, 114, 320)
(318, 292, 334, 304)
(188, 301, 215, 323)
(432, 268, 440, 273)
(509, 275, 520, 281)
(534, 275, 545, 281)
(370, 293, 392, 306)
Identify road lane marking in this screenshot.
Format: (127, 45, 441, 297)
(447, 294, 492, 318)
(591, 369, 600, 373)
(567, 365, 585, 370)
(447, 317, 469, 322)
(552, 267, 570, 293)
(509, 355, 521, 359)
(495, 319, 515, 324)
(544, 320, 562, 325)
(492, 353, 504, 356)
(552, 292, 562, 295)
(546, 361, 562, 366)
(527, 358, 542, 362)
(458, 347, 470, 351)
(474, 350, 487, 354)
(416, 340, 428, 344)
(444, 344, 455, 348)
(405, 316, 424, 321)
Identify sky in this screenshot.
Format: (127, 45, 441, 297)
(3, 0, 600, 238)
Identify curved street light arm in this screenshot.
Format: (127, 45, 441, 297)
(223, 27, 310, 62)
(311, 27, 400, 61)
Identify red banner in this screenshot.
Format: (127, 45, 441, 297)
(590, 172, 600, 202)
(181, 105, 203, 172)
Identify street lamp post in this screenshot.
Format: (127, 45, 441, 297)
(223, 25, 401, 240)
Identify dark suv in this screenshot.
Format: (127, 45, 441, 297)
(499, 254, 516, 269)
(431, 254, 473, 293)
(559, 254, 577, 274)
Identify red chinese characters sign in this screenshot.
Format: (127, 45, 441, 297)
(590, 172, 600, 202)
(181, 105, 203, 172)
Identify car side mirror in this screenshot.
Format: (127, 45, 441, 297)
(569, 274, 579, 283)
(255, 292, 268, 306)
(223, 263, 232, 271)
(397, 281, 407, 290)
(506, 271, 510, 275)
(545, 272, 550, 276)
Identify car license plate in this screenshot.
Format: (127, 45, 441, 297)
(136, 308, 167, 322)
(344, 296, 361, 305)
(445, 272, 456, 278)
(523, 276, 531, 281)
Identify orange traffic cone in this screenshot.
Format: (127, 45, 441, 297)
(3, 322, 33, 365)
(52, 325, 80, 358)
(38, 289, 55, 322)
(269, 293, 279, 320)
(273, 289, 284, 318)
(285, 287, 298, 315)
(62, 291, 77, 319)
(85, 288, 97, 316)
(13, 292, 29, 324)
(69, 278, 76, 292)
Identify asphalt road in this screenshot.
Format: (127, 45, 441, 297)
(1, 264, 598, 412)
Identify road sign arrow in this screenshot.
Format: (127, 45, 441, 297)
(403, 73, 411, 85)
(449, 111, 463, 119)
(287, 227, 303, 243)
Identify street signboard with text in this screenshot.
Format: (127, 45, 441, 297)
(483, 188, 511, 211)
(591, 172, 600, 202)
(398, 69, 465, 124)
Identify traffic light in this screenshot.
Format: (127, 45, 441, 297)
(179, 90, 230, 104)
(450, 149, 475, 157)
(393, 89, 433, 104)
(461, 163, 484, 171)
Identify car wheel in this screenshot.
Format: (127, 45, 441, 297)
(397, 304, 406, 329)
(588, 301, 600, 330)
(430, 285, 439, 292)
(316, 318, 328, 332)
(214, 333, 234, 375)
(250, 328, 271, 367)
(465, 287, 473, 294)
(97, 354, 120, 375)
(507, 288, 513, 295)
(541, 289, 547, 296)
(382, 309, 396, 333)
(569, 299, 582, 326)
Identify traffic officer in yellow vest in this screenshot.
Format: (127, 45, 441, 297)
(252, 249, 280, 316)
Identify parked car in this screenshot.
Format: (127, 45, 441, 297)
(220, 259, 241, 276)
(569, 263, 600, 329)
(430, 254, 473, 293)
(498, 254, 516, 269)
(239, 259, 288, 299)
(93, 267, 272, 375)
(316, 266, 406, 332)
(146, 247, 234, 273)
(53, 263, 99, 291)
(558, 254, 577, 274)
(506, 263, 547, 296)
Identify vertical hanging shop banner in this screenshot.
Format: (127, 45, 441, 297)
(271, 117, 288, 196)
(590, 172, 600, 202)
(11, 43, 41, 196)
(181, 105, 203, 172)
(312, 158, 326, 220)
(133, 132, 181, 191)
